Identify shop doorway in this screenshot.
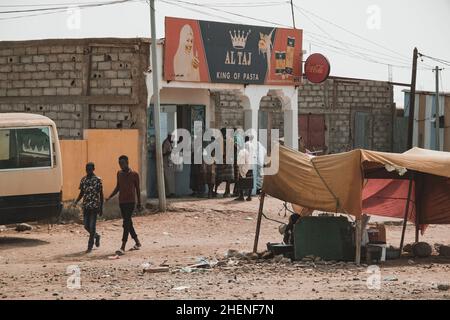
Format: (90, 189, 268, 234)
(353, 111, 372, 149)
(298, 114, 326, 154)
(147, 104, 206, 198)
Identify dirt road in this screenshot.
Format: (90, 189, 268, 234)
(1, 196, 450, 300)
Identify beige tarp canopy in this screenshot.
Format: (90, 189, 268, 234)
(263, 145, 450, 223)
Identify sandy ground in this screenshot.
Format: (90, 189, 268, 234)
(1, 195, 450, 300)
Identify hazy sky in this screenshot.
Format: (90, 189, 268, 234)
(0, 0, 449, 105)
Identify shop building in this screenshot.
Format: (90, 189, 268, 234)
(0, 18, 396, 200)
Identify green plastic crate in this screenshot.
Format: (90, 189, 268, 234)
(293, 215, 355, 261)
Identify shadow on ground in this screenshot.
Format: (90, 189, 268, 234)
(0, 236, 49, 248)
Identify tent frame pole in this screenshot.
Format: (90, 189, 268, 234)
(414, 174, 421, 242)
(253, 192, 266, 253)
(355, 218, 362, 265)
(399, 172, 415, 253)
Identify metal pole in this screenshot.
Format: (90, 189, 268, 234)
(435, 66, 441, 151)
(149, 0, 166, 212)
(290, 0, 296, 29)
(407, 47, 418, 149)
(253, 192, 266, 253)
(399, 173, 414, 252)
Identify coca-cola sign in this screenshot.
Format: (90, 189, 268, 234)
(304, 53, 330, 83)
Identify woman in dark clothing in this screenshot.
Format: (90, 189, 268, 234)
(214, 129, 234, 197)
(190, 146, 206, 197)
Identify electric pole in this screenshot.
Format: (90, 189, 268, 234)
(290, 0, 296, 29)
(149, 0, 166, 211)
(434, 66, 442, 151)
(407, 47, 418, 149)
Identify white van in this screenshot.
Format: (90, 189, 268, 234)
(0, 113, 63, 224)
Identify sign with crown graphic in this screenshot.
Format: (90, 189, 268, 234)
(229, 29, 251, 49)
(164, 17, 303, 85)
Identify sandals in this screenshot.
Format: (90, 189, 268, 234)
(115, 249, 125, 256)
(130, 243, 141, 251)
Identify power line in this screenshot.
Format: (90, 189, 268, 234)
(0, 1, 104, 7)
(162, 0, 292, 28)
(0, 0, 141, 21)
(305, 39, 431, 71)
(418, 53, 450, 67)
(294, 5, 378, 64)
(305, 30, 413, 65)
(293, 3, 415, 62)
(198, 1, 290, 8)
(160, 0, 240, 23)
(0, 0, 136, 14)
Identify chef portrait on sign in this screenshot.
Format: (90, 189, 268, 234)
(174, 24, 200, 81)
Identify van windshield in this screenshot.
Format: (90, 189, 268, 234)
(0, 127, 52, 170)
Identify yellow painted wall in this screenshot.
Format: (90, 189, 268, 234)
(60, 129, 140, 200)
(60, 139, 88, 200)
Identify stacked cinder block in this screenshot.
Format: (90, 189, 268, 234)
(214, 78, 394, 153)
(298, 78, 395, 153)
(214, 91, 285, 133)
(0, 38, 148, 140)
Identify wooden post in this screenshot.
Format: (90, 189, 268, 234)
(253, 192, 266, 253)
(355, 218, 362, 265)
(415, 220, 420, 242)
(399, 173, 414, 252)
(414, 173, 421, 242)
(407, 47, 418, 149)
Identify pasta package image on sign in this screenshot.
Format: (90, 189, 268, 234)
(163, 16, 303, 85)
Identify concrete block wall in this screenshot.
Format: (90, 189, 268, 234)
(90, 105, 133, 129)
(298, 78, 395, 153)
(0, 38, 149, 141)
(214, 91, 244, 129)
(0, 45, 85, 98)
(214, 91, 285, 133)
(0, 103, 83, 139)
(213, 79, 394, 153)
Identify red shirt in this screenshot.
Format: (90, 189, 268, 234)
(116, 169, 140, 204)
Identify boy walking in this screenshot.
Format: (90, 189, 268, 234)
(73, 162, 103, 253)
(106, 155, 142, 255)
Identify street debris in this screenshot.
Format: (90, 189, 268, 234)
(172, 286, 190, 291)
(412, 242, 432, 258)
(434, 243, 450, 257)
(143, 266, 170, 274)
(15, 223, 33, 232)
(437, 284, 450, 291)
(383, 275, 398, 282)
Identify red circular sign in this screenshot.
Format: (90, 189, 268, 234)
(305, 53, 330, 83)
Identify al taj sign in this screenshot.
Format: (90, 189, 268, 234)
(163, 17, 303, 85)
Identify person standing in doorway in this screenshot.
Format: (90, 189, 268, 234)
(162, 134, 176, 198)
(106, 155, 142, 255)
(73, 162, 103, 253)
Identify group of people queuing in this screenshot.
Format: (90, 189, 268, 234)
(162, 128, 267, 201)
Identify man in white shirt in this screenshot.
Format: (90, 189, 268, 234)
(235, 136, 254, 201)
